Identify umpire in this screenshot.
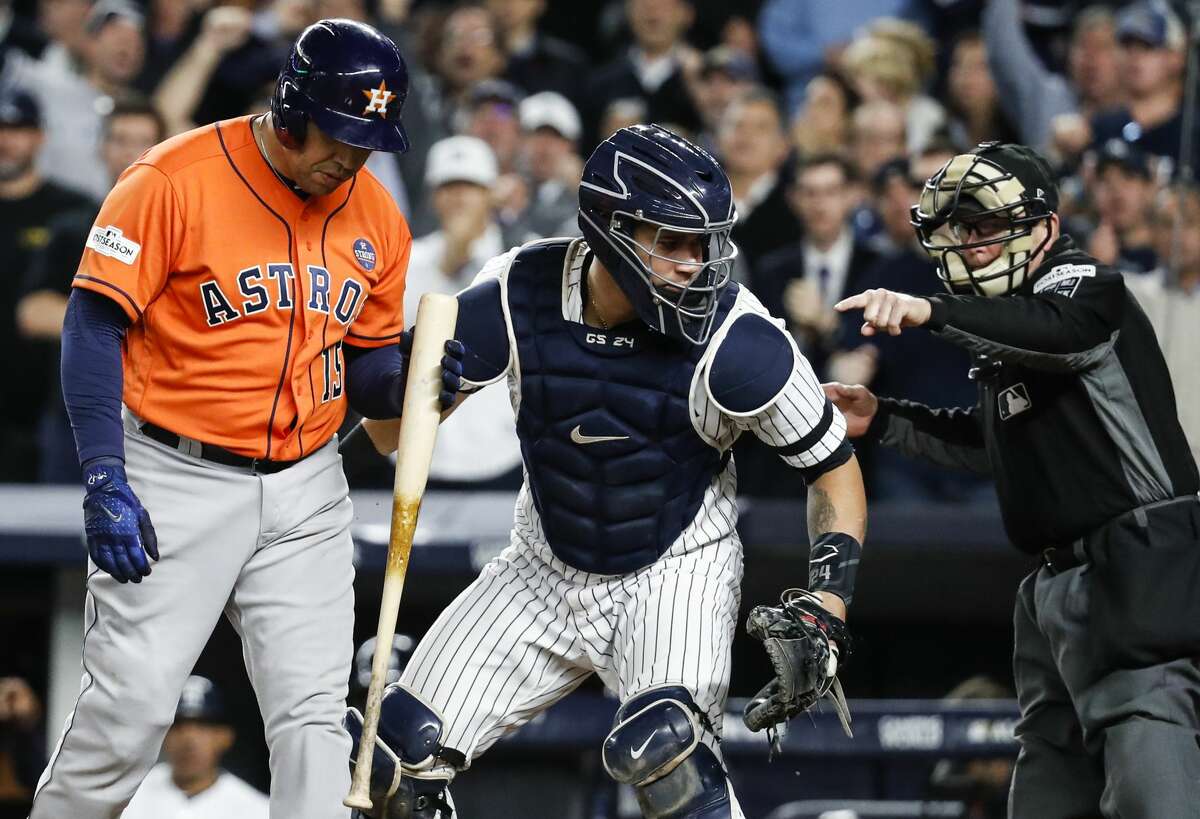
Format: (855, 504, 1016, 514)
(829, 142, 1200, 818)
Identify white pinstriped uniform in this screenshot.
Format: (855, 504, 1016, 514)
(401, 241, 846, 769)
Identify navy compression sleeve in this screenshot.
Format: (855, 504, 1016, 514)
(62, 289, 129, 467)
(344, 343, 406, 420)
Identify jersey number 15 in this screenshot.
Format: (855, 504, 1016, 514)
(321, 342, 344, 403)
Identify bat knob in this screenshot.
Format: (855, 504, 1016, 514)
(344, 793, 374, 811)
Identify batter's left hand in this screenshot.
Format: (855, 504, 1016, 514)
(835, 289, 932, 337)
(399, 329, 465, 410)
(440, 339, 464, 409)
(81, 458, 159, 583)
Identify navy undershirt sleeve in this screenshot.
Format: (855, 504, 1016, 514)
(62, 289, 130, 468)
(344, 342, 406, 420)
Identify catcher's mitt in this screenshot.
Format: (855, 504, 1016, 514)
(743, 588, 852, 750)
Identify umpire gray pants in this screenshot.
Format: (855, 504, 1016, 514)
(1009, 496, 1200, 818)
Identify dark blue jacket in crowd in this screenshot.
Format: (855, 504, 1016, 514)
(841, 247, 976, 410)
(840, 247, 989, 502)
(1090, 107, 1198, 176)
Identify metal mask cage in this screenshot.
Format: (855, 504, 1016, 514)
(607, 211, 737, 344)
(910, 153, 1052, 296)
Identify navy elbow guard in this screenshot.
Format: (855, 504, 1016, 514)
(808, 532, 862, 606)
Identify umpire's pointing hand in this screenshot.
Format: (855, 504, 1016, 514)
(835, 288, 932, 337)
(81, 458, 159, 583)
(821, 382, 877, 438)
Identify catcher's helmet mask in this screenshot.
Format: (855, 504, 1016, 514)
(271, 18, 410, 153)
(579, 124, 738, 345)
(911, 142, 1056, 297)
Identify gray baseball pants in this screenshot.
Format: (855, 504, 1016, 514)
(1009, 496, 1200, 818)
(30, 413, 355, 818)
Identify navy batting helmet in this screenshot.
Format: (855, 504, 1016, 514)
(352, 634, 415, 693)
(578, 124, 737, 345)
(271, 18, 410, 153)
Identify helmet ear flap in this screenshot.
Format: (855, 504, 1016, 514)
(271, 74, 307, 149)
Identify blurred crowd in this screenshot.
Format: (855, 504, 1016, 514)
(0, 0, 1197, 500)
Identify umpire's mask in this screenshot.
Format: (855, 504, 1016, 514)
(910, 142, 1057, 297)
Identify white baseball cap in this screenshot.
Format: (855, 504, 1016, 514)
(424, 135, 498, 189)
(518, 91, 581, 142)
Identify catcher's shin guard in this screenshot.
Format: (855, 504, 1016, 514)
(347, 779, 455, 819)
(344, 684, 458, 818)
(601, 685, 736, 819)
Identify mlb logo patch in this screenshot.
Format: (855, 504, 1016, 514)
(86, 225, 141, 265)
(353, 238, 376, 271)
(998, 383, 1032, 420)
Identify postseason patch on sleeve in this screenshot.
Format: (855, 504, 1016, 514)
(85, 225, 141, 265)
(1032, 262, 1096, 297)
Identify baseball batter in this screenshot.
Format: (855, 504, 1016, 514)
(352, 125, 868, 819)
(32, 20, 461, 819)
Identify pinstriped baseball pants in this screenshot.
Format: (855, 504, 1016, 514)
(401, 533, 743, 765)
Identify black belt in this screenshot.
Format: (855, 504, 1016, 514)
(1042, 541, 1090, 575)
(139, 422, 303, 474)
(1041, 494, 1200, 575)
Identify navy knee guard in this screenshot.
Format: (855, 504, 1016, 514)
(601, 685, 734, 819)
(344, 685, 458, 818)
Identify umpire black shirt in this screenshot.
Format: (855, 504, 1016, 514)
(869, 236, 1199, 552)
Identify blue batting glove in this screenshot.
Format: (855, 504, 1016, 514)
(82, 457, 159, 583)
(400, 329, 466, 410)
(441, 339, 464, 409)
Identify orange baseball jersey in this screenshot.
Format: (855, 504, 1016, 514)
(73, 115, 410, 461)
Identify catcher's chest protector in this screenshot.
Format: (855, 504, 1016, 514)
(506, 241, 735, 574)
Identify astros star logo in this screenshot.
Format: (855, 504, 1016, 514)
(362, 80, 395, 117)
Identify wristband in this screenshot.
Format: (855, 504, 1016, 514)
(808, 532, 862, 606)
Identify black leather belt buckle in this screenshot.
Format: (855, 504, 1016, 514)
(249, 457, 298, 475)
(140, 422, 299, 473)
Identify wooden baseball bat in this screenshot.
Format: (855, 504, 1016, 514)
(345, 293, 459, 811)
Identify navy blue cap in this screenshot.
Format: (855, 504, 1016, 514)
(86, 0, 145, 34)
(1117, 2, 1185, 49)
(701, 46, 758, 83)
(353, 634, 416, 692)
(467, 78, 524, 110)
(871, 156, 912, 193)
(175, 676, 228, 724)
(1095, 137, 1152, 178)
(0, 88, 40, 129)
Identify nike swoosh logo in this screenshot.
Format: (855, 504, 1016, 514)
(101, 505, 123, 523)
(631, 730, 656, 760)
(809, 550, 839, 564)
(570, 425, 629, 445)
